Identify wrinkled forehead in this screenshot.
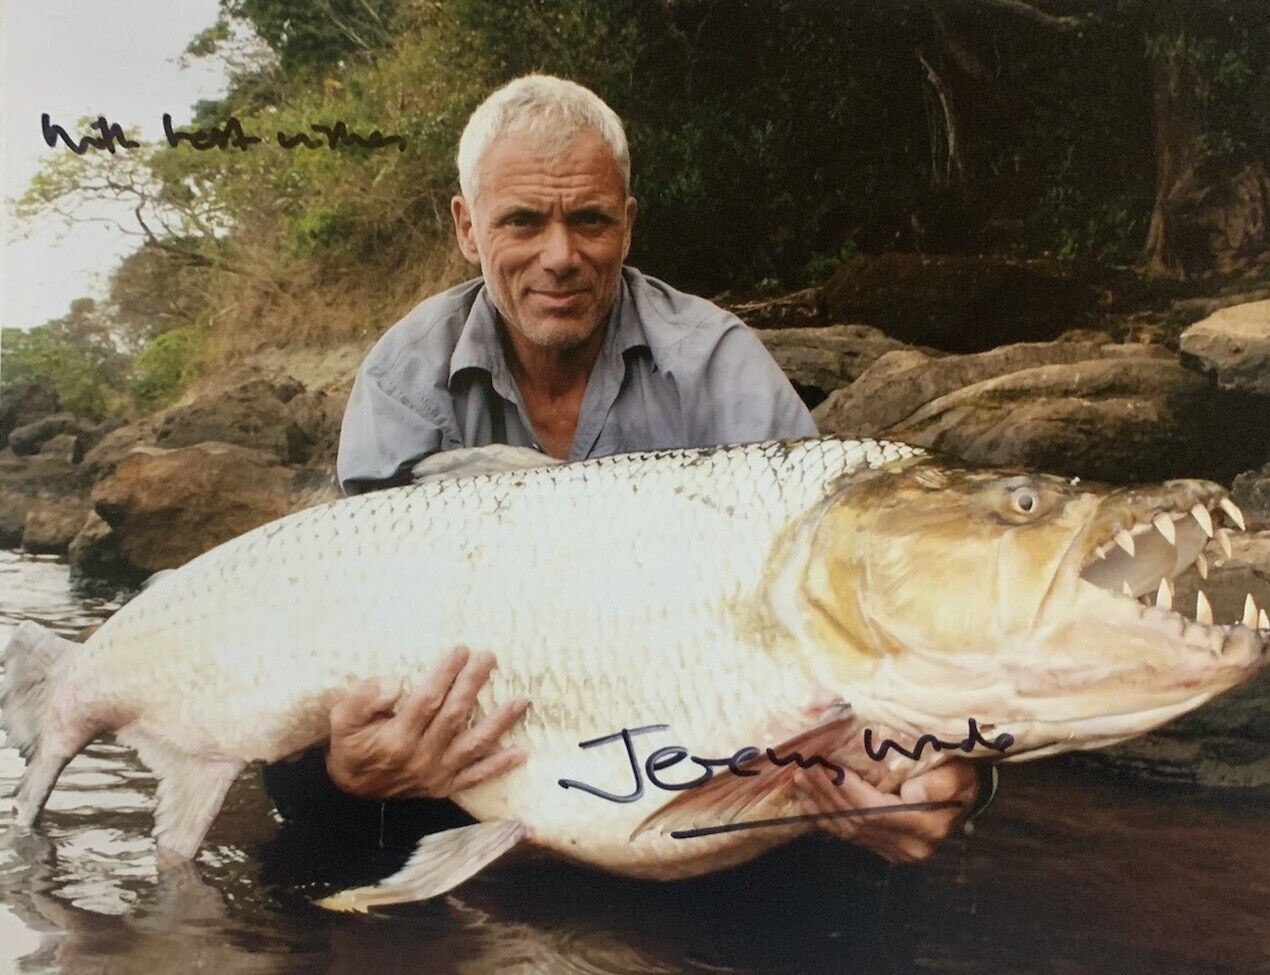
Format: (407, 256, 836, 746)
(475, 128, 626, 206)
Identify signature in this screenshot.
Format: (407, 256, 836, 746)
(558, 719, 1011, 837)
(41, 113, 406, 155)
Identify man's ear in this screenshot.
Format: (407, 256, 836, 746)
(451, 195, 481, 265)
(622, 196, 638, 260)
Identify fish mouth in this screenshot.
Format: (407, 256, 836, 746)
(1077, 489, 1268, 654)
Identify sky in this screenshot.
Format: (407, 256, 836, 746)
(3, 0, 228, 330)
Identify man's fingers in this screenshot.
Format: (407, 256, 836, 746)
(396, 646, 472, 735)
(899, 761, 977, 809)
(419, 650, 497, 753)
(444, 697, 530, 766)
(447, 747, 527, 793)
(330, 679, 398, 733)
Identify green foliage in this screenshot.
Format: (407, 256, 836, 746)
(2, 324, 111, 419)
(128, 326, 202, 410)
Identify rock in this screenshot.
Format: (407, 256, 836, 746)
(1072, 532, 1270, 789)
(0, 378, 58, 448)
(8, 413, 97, 457)
(1232, 463, 1270, 531)
(815, 341, 1170, 440)
(0, 450, 90, 548)
(68, 510, 147, 587)
(757, 325, 919, 407)
(80, 419, 157, 481)
(91, 442, 291, 573)
(884, 357, 1238, 483)
(287, 389, 346, 468)
(1179, 299, 1270, 396)
(820, 253, 1099, 353)
(155, 379, 310, 464)
(39, 433, 83, 465)
(22, 499, 91, 555)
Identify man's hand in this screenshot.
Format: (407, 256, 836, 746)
(325, 646, 530, 800)
(795, 759, 979, 862)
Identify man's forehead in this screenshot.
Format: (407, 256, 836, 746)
(477, 129, 626, 205)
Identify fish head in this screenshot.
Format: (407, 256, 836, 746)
(785, 459, 1267, 758)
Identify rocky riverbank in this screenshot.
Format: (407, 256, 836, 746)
(1, 255, 1266, 788)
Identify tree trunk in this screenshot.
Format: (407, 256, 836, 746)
(1141, 17, 1270, 276)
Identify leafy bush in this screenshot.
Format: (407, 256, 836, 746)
(1, 327, 112, 419)
(128, 326, 201, 410)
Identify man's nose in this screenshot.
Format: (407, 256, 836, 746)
(539, 220, 581, 276)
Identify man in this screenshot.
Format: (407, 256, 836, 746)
(266, 74, 985, 865)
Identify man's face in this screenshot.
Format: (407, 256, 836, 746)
(451, 128, 637, 351)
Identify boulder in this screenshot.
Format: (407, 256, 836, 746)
(80, 419, 157, 481)
(155, 379, 310, 464)
(0, 449, 90, 548)
(820, 253, 1099, 352)
(815, 341, 1170, 439)
(91, 442, 292, 573)
(756, 325, 919, 406)
(39, 432, 84, 465)
(0, 378, 58, 448)
(22, 499, 91, 555)
(1232, 463, 1270, 531)
(1180, 299, 1270, 396)
(8, 413, 97, 457)
(68, 510, 147, 587)
(1072, 531, 1270, 789)
(885, 357, 1236, 483)
(287, 389, 346, 468)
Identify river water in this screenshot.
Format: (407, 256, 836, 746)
(0, 548, 1267, 974)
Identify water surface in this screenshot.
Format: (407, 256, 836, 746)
(1, 549, 1267, 974)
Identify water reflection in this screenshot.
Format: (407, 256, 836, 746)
(1, 549, 1267, 974)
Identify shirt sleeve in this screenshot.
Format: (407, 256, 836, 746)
(688, 317, 819, 446)
(336, 365, 444, 496)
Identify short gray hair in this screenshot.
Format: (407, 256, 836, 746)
(456, 74, 630, 202)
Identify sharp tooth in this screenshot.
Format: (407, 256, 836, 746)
(1190, 504, 1214, 538)
(1259, 609, 1269, 630)
(1114, 530, 1136, 556)
(1156, 577, 1173, 610)
(1153, 513, 1176, 545)
(1196, 553, 1208, 579)
(1219, 498, 1246, 531)
(1243, 594, 1259, 628)
(1195, 590, 1213, 625)
(1122, 581, 1134, 597)
(1217, 529, 1233, 559)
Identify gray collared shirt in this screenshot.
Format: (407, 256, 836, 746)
(336, 266, 817, 495)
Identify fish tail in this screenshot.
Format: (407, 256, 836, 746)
(1, 621, 92, 828)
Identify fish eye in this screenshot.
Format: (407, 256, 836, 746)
(1011, 487, 1039, 514)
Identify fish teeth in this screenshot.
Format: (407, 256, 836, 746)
(1190, 504, 1214, 538)
(1156, 577, 1173, 610)
(1260, 609, 1269, 631)
(1121, 581, 1134, 598)
(1195, 590, 1213, 626)
(1114, 530, 1136, 556)
(1243, 594, 1259, 629)
(1216, 529, 1234, 560)
(1195, 553, 1208, 579)
(1219, 498, 1246, 531)
(1153, 513, 1176, 545)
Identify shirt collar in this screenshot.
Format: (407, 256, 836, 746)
(447, 270, 649, 391)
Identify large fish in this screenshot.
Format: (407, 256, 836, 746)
(2, 438, 1266, 911)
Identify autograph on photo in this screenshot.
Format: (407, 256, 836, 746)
(41, 112, 407, 155)
(559, 719, 1013, 838)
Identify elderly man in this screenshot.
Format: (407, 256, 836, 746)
(265, 75, 986, 865)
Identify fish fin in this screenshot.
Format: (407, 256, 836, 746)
(120, 729, 242, 863)
(630, 716, 858, 841)
(315, 819, 528, 912)
(1, 622, 99, 828)
(409, 445, 562, 485)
